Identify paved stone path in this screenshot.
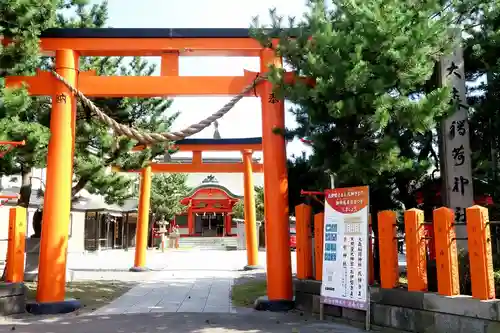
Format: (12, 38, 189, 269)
(91, 271, 238, 315)
(0, 312, 370, 333)
(0, 250, 380, 332)
(89, 250, 264, 315)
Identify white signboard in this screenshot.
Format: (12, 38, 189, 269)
(321, 186, 370, 312)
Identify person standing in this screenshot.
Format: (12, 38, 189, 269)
(157, 217, 169, 252)
(171, 224, 180, 249)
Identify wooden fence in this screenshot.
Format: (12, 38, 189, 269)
(294, 204, 497, 300)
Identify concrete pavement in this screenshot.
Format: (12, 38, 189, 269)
(0, 249, 401, 331)
(91, 274, 237, 315)
(0, 312, 371, 333)
(90, 250, 267, 315)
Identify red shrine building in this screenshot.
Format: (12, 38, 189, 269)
(174, 175, 243, 237)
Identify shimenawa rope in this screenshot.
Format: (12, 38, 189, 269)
(50, 70, 267, 145)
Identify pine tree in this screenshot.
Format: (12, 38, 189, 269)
(1, 1, 177, 208)
(0, 0, 59, 77)
(0, 0, 62, 281)
(0, 0, 60, 204)
(0, 0, 109, 207)
(252, 0, 457, 214)
(72, 55, 176, 205)
(252, 0, 462, 283)
(1, 1, 177, 236)
(463, 0, 500, 218)
(137, 173, 191, 221)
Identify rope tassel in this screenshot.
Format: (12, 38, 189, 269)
(50, 70, 268, 145)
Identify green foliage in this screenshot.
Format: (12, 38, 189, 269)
(232, 186, 265, 221)
(0, 89, 50, 175)
(136, 173, 191, 221)
(0, 0, 59, 76)
(0, 0, 60, 206)
(252, 0, 457, 213)
(463, 0, 500, 219)
(73, 55, 177, 205)
(456, 250, 500, 296)
(0, 0, 177, 206)
(461, 0, 500, 264)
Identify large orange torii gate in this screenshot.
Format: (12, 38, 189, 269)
(5, 28, 303, 314)
(119, 137, 264, 273)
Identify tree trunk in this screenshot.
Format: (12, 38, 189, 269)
(18, 168, 33, 208)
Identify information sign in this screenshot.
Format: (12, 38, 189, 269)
(320, 186, 370, 330)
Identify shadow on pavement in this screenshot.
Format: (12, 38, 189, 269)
(0, 312, 366, 333)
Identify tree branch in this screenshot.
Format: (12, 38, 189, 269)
(71, 177, 88, 198)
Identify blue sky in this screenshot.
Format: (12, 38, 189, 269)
(91, 0, 313, 160)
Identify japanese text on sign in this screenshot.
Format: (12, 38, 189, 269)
(440, 36, 474, 233)
(321, 186, 369, 311)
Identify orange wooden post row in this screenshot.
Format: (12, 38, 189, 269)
(314, 212, 324, 281)
(404, 209, 427, 291)
(466, 206, 496, 300)
(295, 204, 313, 280)
(295, 202, 495, 301)
(5, 207, 27, 283)
(378, 210, 399, 289)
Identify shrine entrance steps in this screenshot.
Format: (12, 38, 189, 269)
(178, 237, 239, 250)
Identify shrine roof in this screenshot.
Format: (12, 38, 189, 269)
(183, 183, 243, 200)
(39, 28, 292, 39)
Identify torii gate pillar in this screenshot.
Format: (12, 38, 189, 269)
(242, 150, 261, 270)
(254, 49, 294, 311)
(28, 49, 81, 315)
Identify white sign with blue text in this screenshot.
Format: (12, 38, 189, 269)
(320, 186, 370, 311)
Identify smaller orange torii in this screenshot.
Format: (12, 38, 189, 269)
(116, 137, 264, 276)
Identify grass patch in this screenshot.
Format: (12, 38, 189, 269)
(231, 280, 267, 307)
(24, 280, 135, 313)
(398, 274, 408, 287)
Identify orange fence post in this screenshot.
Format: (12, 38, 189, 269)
(378, 210, 399, 289)
(433, 207, 460, 296)
(466, 205, 495, 300)
(5, 207, 27, 283)
(368, 215, 374, 285)
(314, 212, 324, 281)
(404, 209, 427, 291)
(295, 204, 313, 279)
